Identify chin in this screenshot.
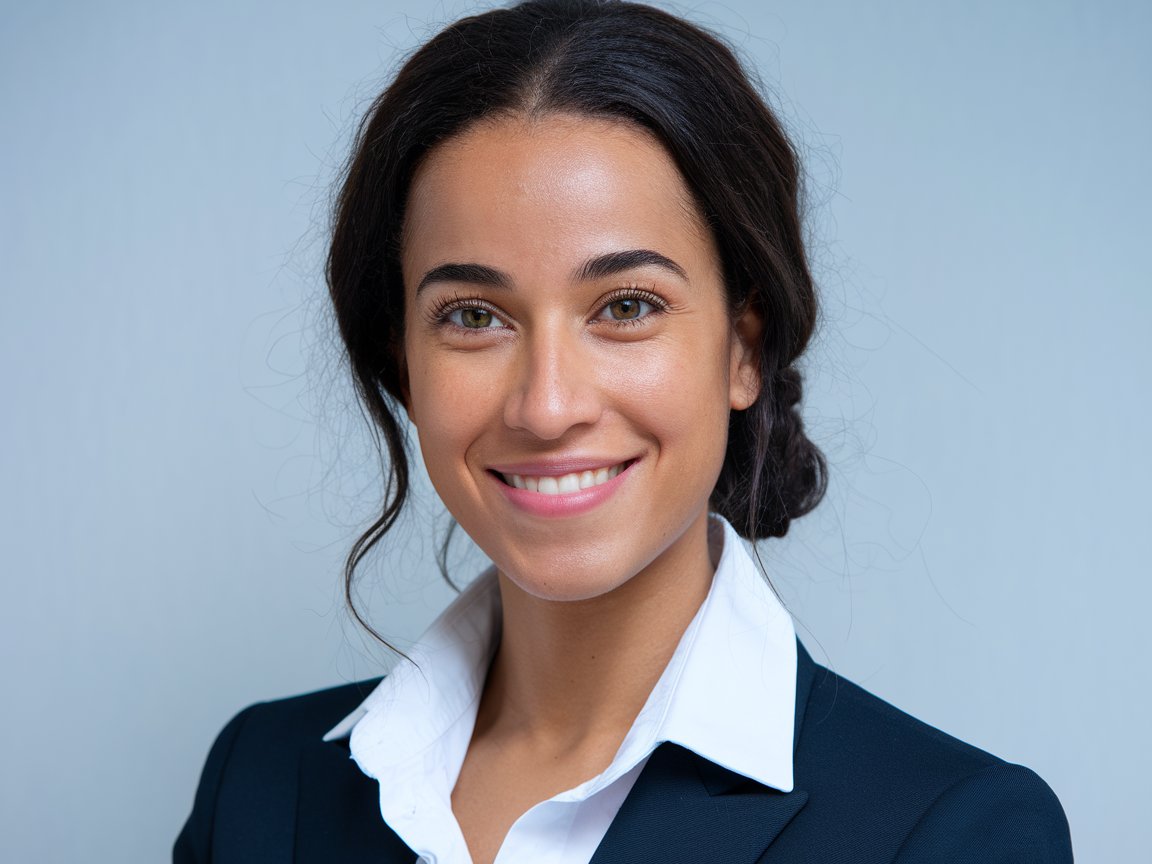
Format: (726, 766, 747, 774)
(492, 543, 645, 603)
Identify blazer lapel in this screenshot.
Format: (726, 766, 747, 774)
(590, 639, 819, 864)
(588, 743, 807, 864)
(294, 737, 417, 864)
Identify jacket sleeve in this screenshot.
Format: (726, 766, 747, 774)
(893, 762, 1073, 863)
(173, 705, 258, 864)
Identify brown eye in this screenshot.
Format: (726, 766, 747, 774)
(599, 297, 654, 324)
(452, 307, 495, 328)
(607, 298, 644, 320)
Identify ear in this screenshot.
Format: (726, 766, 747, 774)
(393, 342, 415, 425)
(728, 300, 763, 411)
(398, 384, 414, 425)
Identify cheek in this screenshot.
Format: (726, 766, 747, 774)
(405, 349, 495, 466)
(602, 334, 733, 440)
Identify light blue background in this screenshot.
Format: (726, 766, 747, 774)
(2, 1, 1148, 861)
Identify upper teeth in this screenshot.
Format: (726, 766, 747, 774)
(504, 463, 625, 494)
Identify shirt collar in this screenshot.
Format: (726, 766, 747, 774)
(321, 564, 501, 751)
(323, 514, 796, 793)
(642, 516, 796, 792)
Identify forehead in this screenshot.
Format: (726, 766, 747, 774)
(400, 113, 717, 282)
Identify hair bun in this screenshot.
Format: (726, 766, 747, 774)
(712, 364, 826, 540)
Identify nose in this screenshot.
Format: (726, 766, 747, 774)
(503, 329, 604, 440)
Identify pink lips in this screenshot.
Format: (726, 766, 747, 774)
(490, 458, 638, 518)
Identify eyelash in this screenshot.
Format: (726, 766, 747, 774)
(427, 286, 670, 332)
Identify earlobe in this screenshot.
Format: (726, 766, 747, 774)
(729, 302, 764, 410)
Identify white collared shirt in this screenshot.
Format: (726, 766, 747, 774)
(323, 515, 797, 864)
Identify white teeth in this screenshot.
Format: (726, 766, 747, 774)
(503, 462, 627, 495)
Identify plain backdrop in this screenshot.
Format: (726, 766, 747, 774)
(2, 1, 1148, 861)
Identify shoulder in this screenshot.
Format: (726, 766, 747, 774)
(798, 654, 1002, 783)
(788, 645, 1072, 862)
(198, 677, 384, 771)
(173, 678, 383, 864)
(191, 676, 385, 789)
(223, 677, 384, 747)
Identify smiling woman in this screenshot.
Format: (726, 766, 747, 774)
(174, 2, 1072, 863)
(402, 116, 760, 603)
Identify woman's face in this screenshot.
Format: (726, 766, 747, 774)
(401, 114, 761, 601)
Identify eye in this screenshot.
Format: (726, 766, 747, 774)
(602, 297, 650, 321)
(448, 306, 500, 329)
(430, 298, 509, 331)
(594, 289, 666, 325)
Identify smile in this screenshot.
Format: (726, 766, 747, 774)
(498, 462, 629, 495)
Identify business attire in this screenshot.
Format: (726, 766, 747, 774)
(175, 518, 1072, 863)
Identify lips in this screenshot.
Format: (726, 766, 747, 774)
(488, 457, 637, 518)
(498, 462, 627, 495)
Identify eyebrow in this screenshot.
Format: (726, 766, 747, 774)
(415, 262, 510, 294)
(575, 249, 688, 283)
(415, 249, 688, 294)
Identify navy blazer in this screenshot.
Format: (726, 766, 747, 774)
(174, 641, 1072, 862)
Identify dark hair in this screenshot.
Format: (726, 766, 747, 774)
(327, 0, 826, 634)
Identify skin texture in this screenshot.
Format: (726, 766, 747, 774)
(400, 113, 762, 864)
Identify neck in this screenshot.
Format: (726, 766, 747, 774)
(476, 511, 721, 753)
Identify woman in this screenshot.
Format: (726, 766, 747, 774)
(175, 1, 1072, 861)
